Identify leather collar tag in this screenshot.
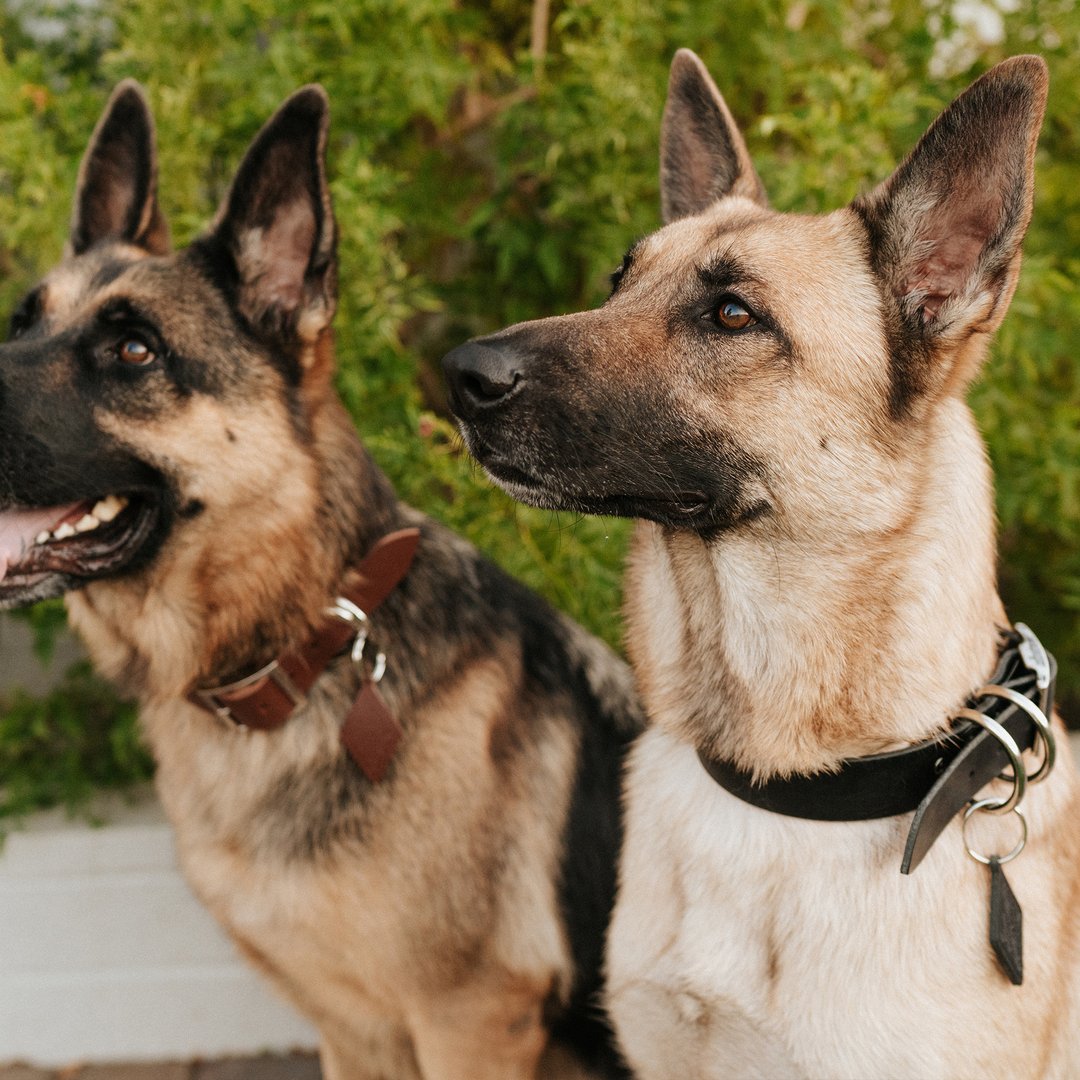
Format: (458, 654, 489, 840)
(340, 681, 402, 783)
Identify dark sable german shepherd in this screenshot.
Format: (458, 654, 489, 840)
(444, 52, 1080, 1078)
(0, 82, 641, 1080)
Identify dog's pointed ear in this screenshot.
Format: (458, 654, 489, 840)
(69, 79, 170, 256)
(853, 56, 1047, 352)
(660, 49, 768, 223)
(202, 85, 336, 348)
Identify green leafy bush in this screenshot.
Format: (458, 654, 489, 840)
(0, 661, 151, 832)
(0, 0, 1077, 827)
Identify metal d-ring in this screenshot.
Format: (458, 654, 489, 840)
(977, 683, 1056, 785)
(326, 597, 386, 681)
(326, 596, 371, 664)
(962, 798, 1027, 866)
(953, 707, 1026, 815)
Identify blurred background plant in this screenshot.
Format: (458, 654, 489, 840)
(0, 0, 1076, 833)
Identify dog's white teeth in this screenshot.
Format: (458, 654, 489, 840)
(92, 495, 126, 523)
(38, 495, 127, 544)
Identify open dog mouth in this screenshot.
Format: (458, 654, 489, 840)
(0, 492, 160, 592)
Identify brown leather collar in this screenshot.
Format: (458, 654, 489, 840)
(188, 527, 421, 782)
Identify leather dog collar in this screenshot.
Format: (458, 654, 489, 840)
(697, 625, 1056, 873)
(189, 527, 421, 782)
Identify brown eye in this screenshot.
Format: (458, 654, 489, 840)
(715, 299, 756, 331)
(117, 337, 155, 365)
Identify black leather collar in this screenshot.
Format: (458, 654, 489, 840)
(697, 626, 1055, 873)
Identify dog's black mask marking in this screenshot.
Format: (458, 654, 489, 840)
(443, 323, 767, 536)
(0, 302, 174, 609)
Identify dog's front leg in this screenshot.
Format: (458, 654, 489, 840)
(407, 975, 552, 1080)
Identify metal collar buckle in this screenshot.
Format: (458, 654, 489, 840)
(1016, 620, 1052, 710)
(195, 659, 305, 728)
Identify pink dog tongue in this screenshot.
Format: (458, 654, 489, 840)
(0, 504, 81, 583)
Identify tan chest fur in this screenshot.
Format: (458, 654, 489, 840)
(156, 658, 570, 981)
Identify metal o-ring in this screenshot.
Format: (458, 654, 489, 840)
(962, 799, 1027, 865)
(977, 683, 1056, 784)
(370, 651, 387, 684)
(953, 707, 1026, 814)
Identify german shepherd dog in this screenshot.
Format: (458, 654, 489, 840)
(444, 52, 1080, 1078)
(0, 82, 642, 1080)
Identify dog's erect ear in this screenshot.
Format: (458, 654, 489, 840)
(69, 80, 169, 257)
(203, 85, 336, 346)
(660, 49, 768, 223)
(854, 56, 1047, 345)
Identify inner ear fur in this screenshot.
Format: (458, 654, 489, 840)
(853, 56, 1048, 346)
(201, 85, 337, 348)
(660, 48, 768, 223)
(69, 79, 170, 257)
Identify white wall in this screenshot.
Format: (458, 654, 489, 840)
(0, 792, 317, 1066)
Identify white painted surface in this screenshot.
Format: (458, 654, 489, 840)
(0, 791, 318, 1066)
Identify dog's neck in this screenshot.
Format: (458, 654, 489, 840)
(67, 396, 406, 703)
(625, 399, 1006, 779)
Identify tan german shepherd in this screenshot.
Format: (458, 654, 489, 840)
(444, 51, 1080, 1078)
(0, 83, 642, 1079)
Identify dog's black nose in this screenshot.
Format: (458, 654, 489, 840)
(442, 340, 524, 420)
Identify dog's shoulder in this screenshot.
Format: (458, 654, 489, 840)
(402, 507, 644, 737)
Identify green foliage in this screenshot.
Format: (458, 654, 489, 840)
(0, 661, 150, 840)
(0, 0, 1078, 823)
